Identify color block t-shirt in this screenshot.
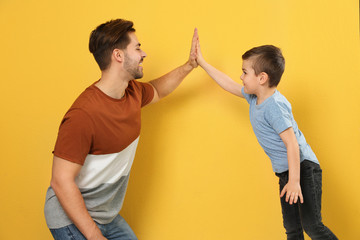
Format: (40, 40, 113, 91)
(241, 88, 318, 173)
(44, 80, 154, 229)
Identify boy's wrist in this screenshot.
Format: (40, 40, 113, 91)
(287, 178, 300, 184)
(198, 59, 208, 69)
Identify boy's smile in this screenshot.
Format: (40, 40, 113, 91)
(241, 59, 260, 95)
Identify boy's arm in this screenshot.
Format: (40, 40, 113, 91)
(195, 35, 244, 98)
(148, 28, 198, 104)
(279, 127, 304, 205)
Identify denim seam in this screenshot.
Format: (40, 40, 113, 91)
(65, 226, 76, 240)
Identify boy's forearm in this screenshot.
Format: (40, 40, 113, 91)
(279, 128, 303, 203)
(200, 61, 243, 97)
(287, 143, 301, 183)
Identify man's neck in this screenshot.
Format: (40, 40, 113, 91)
(95, 69, 132, 99)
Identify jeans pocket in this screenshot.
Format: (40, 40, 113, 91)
(50, 225, 86, 240)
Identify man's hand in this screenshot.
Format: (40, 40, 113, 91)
(88, 234, 108, 240)
(187, 28, 199, 69)
(280, 181, 304, 205)
(148, 28, 199, 103)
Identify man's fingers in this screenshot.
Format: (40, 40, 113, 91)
(190, 28, 198, 52)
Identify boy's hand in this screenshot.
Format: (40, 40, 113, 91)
(280, 181, 304, 205)
(195, 30, 206, 66)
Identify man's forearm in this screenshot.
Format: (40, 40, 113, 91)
(149, 61, 193, 99)
(51, 180, 104, 239)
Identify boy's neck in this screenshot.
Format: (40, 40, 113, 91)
(256, 87, 277, 105)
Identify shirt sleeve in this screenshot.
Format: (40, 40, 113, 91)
(265, 100, 293, 134)
(53, 109, 94, 165)
(131, 80, 154, 107)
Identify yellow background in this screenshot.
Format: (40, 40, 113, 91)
(1, 0, 359, 239)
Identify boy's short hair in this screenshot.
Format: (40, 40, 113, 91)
(242, 45, 285, 87)
(89, 19, 135, 70)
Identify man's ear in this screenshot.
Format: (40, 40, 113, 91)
(259, 72, 269, 85)
(113, 49, 124, 63)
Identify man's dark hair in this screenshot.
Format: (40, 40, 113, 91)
(242, 45, 285, 87)
(89, 19, 135, 70)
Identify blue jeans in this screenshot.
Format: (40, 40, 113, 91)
(276, 160, 338, 240)
(50, 215, 137, 240)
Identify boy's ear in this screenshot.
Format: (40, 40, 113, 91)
(112, 49, 124, 63)
(259, 72, 269, 85)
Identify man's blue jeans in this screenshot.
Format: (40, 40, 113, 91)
(49, 215, 137, 240)
(276, 160, 338, 240)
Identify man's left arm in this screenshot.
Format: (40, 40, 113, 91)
(148, 29, 198, 104)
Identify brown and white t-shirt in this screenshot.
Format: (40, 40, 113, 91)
(44, 80, 154, 229)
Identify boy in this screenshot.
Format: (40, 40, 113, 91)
(195, 38, 338, 239)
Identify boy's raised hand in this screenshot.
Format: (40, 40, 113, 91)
(280, 181, 304, 205)
(195, 30, 206, 66)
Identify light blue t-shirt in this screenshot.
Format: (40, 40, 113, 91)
(241, 87, 319, 173)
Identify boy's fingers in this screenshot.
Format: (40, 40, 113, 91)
(280, 186, 286, 198)
(289, 193, 295, 205)
(299, 193, 304, 203)
(293, 193, 298, 204)
(286, 191, 291, 203)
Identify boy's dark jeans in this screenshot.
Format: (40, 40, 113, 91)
(276, 160, 338, 240)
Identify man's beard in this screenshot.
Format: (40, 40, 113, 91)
(124, 53, 143, 79)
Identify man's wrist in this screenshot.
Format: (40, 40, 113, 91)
(182, 61, 194, 73)
(85, 222, 103, 240)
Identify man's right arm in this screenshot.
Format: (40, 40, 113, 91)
(50, 156, 107, 240)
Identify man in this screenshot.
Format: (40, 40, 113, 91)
(44, 19, 198, 240)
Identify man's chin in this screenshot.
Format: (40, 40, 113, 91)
(134, 73, 143, 79)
